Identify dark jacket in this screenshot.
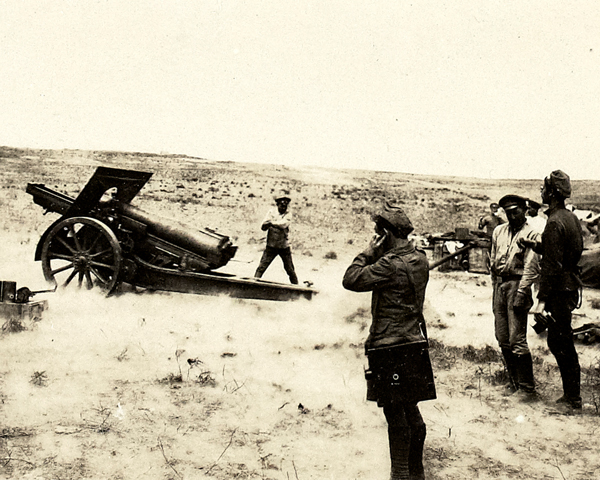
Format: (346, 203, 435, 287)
(342, 243, 429, 350)
(537, 206, 583, 301)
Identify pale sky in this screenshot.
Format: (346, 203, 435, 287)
(1, 1, 599, 180)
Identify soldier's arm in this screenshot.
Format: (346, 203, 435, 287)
(489, 228, 499, 280)
(261, 210, 275, 231)
(478, 216, 487, 230)
(268, 212, 291, 230)
(342, 253, 396, 292)
(518, 243, 541, 293)
(537, 222, 563, 300)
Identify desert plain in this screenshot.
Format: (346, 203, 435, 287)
(1, 147, 600, 479)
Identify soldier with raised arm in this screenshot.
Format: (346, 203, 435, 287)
(343, 201, 435, 480)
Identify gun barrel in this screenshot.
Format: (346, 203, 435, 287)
(26, 184, 74, 215)
(428, 243, 473, 270)
(115, 202, 237, 269)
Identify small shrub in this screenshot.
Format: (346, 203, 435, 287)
(116, 348, 128, 362)
(196, 372, 217, 387)
(462, 345, 499, 363)
(324, 251, 337, 260)
(344, 307, 369, 324)
(2, 318, 26, 333)
(158, 373, 183, 385)
(430, 319, 449, 330)
(30, 371, 48, 387)
(429, 339, 501, 370)
(84, 404, 114, 434)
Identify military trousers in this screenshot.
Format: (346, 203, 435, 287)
(254, 246, 298, 284)
(546, 290, 581, 403)
(492, 278, 531, 356)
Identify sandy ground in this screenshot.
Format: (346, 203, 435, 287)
(2, 229, 600, 480)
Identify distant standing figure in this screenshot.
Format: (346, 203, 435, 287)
(479, 202, 505, 237)
(520, 170, 584, 411)
(343, 201, 435, 480)
(526, 199, 547, 234)
(490, 195, 541, 401)
(254, 190, 299, 284)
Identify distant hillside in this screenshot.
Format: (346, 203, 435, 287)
(2, 146, 599, 255)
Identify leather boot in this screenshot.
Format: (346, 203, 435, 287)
(514, 353, 539, 401)
(408, 423, 426, 479)
(555, 353, 581, 407)
(515, 353, 536, 393)
(388, 426, 411, 480)
(501, 348, 519, 394)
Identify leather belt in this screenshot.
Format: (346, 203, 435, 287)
(496, 274, 522, 284)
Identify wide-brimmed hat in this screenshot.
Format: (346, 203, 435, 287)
(499, 194, 528, 211)
(372, 201, 414, 236)
(273, 189, 291, 202)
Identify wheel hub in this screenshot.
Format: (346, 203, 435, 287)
(74, 255, 89, 270)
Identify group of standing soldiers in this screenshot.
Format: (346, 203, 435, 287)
(489, 171, 583, 411)
(339, 169, 583, 480)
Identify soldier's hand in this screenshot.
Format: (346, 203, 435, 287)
(530, 299, 545, 315)
(371, 233, 387, 249)
(517, 238, 537, 250)
(365, 232, 387, 258)
(513, 290, 532, 310)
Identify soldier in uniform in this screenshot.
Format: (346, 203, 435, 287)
(343, 201, 435, 480)
(254, 190, 299, 284)
(521, 170, 584, 410)
(490, 194, 541, 400)
(479, 202, 505, 237)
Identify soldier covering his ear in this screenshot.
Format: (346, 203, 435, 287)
(343, 201, 435, 480)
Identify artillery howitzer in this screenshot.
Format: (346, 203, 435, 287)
(26, 167, 316, 301)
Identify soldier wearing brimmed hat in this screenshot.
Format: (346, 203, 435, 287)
(490, 194, 541, 402)
(254, 189, 298, 284)
(343, 201, 435, 480)
(520, 170, 584, 411)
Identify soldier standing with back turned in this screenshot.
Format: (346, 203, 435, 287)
(343, 202, 436, 480)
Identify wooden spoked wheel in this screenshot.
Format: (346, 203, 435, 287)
(41, 217, 123, 293)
